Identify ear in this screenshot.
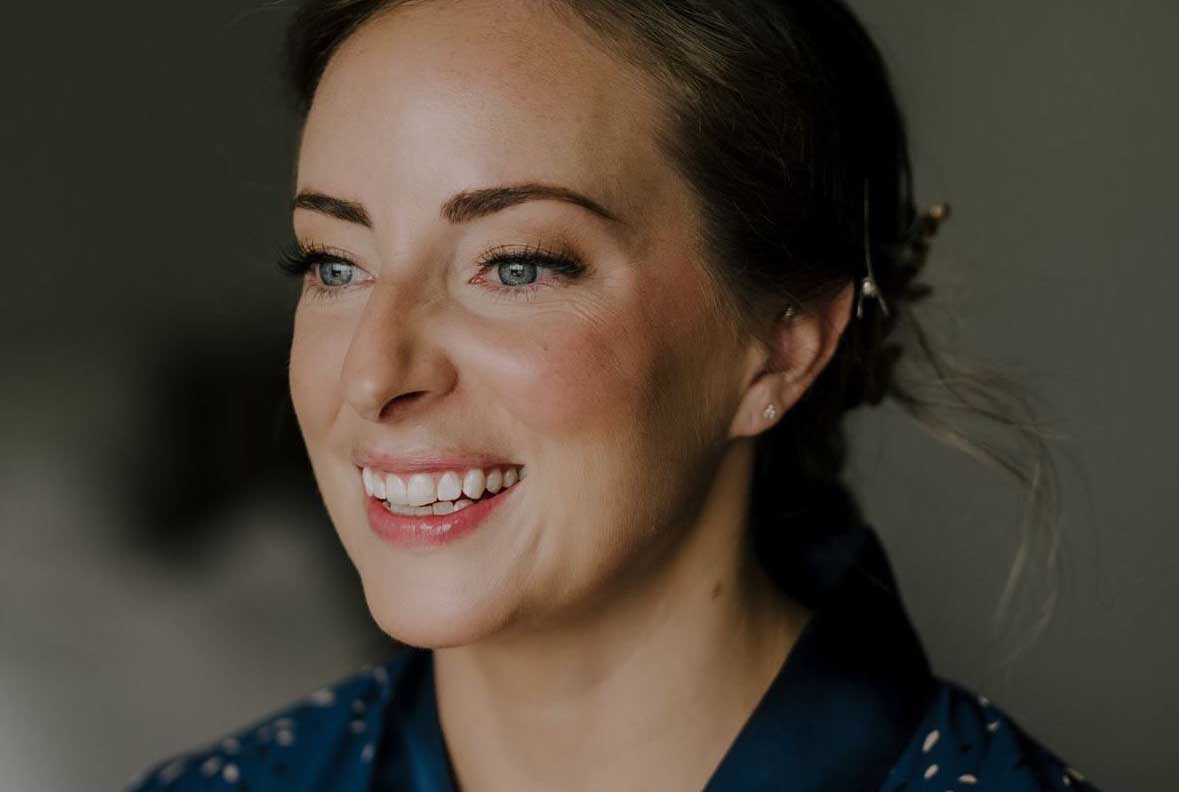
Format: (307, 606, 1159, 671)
(727, 281, 856, 439)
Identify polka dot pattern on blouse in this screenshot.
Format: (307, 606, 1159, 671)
(125, 660, 1103, 792)
(881, 680, 1100, 792)
(126, 663, 393, 791)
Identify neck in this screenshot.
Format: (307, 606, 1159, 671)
(433, 442, 813, 791)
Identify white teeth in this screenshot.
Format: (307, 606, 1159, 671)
(384, 498, 474, 517)
(462, 468, 486, 500)
(385, 502, 435, 516)
(436, 471, 463, 501)
(385, 473, 408, 505)
(406, 473, 436, 507)
(362, 464, 523, 505)
(485, 469, 503, 494)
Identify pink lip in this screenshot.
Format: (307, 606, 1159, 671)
(354, 448, 522, 476)
(364, 481, 523, 548)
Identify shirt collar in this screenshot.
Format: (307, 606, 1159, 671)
(377, 520, 936, 791)
(704, 519, 938, 790)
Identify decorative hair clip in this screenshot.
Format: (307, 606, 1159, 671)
(917, 202, 952, 242)
(856, 179, 888, 320)
(856, 178, 952, 320)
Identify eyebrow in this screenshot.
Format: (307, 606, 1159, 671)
(292, 182, 624, 228)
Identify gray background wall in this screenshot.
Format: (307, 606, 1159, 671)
(1, 1, 1173, 788)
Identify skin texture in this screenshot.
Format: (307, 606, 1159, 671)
(288, 0, 854, 788)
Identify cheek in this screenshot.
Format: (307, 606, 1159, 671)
(448, 276, 716, 453)
(288, 305, 349, 442)
(453, 306, 656, 441)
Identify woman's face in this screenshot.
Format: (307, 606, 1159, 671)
(289, 0, 765, 647)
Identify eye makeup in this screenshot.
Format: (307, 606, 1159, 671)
(277, 239, 588, 301)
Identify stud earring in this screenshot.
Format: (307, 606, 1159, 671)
(763, 403, 778, 422)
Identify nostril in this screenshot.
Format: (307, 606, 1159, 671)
(378, 391, 427, 420)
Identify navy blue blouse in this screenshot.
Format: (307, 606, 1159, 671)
(128, 520, 1103, 791)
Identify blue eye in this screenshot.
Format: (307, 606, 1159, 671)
(474, 246, 586, 298)
(278, 241, 584, 303)
(497, 259, 540, 287)
(277, 243, 366, 298)
(317, 261, 355, 287)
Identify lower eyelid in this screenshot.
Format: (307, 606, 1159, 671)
(479, 271, 564, 295)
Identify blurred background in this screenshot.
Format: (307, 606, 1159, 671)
(1, 1, 1174, 788)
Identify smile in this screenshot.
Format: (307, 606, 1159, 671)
(361, 464, 526, 548)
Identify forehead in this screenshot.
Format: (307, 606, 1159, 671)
(298, 0, 676, 232)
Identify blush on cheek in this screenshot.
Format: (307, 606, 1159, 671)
(469, 316, 653, 437)
(458, 267, 714, 445)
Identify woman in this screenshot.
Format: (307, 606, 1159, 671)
(130, 0, 1101, 789)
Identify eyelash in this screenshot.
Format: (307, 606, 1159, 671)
(276, 241, 585, 302)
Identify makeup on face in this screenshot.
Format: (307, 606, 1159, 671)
(285, 0, 728, 647)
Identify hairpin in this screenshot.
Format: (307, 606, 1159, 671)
(856, 178, 889, 320)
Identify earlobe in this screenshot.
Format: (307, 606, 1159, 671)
(728, 282, 855, 440)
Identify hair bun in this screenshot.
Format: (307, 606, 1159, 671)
(919, 202, 951, 239)
(851, 201, 951, 408)
(894, 201, 951, 305)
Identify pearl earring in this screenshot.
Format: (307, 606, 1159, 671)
(764, 308, 794, 425)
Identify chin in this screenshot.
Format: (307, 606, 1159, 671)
(361, 578, 515, 649)
(352, 549, 524, 649)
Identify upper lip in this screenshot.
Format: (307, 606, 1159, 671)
(353, 447, 523, 475)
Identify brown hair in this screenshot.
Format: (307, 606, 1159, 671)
(282, 0, 1064, 672)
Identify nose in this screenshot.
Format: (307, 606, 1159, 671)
(340, 275, 456, 424)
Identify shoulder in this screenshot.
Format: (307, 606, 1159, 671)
(123, 650, 415, 791)
(881, 677, 1101, 791)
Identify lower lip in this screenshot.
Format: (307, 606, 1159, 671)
(365, 481, 522, 549)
